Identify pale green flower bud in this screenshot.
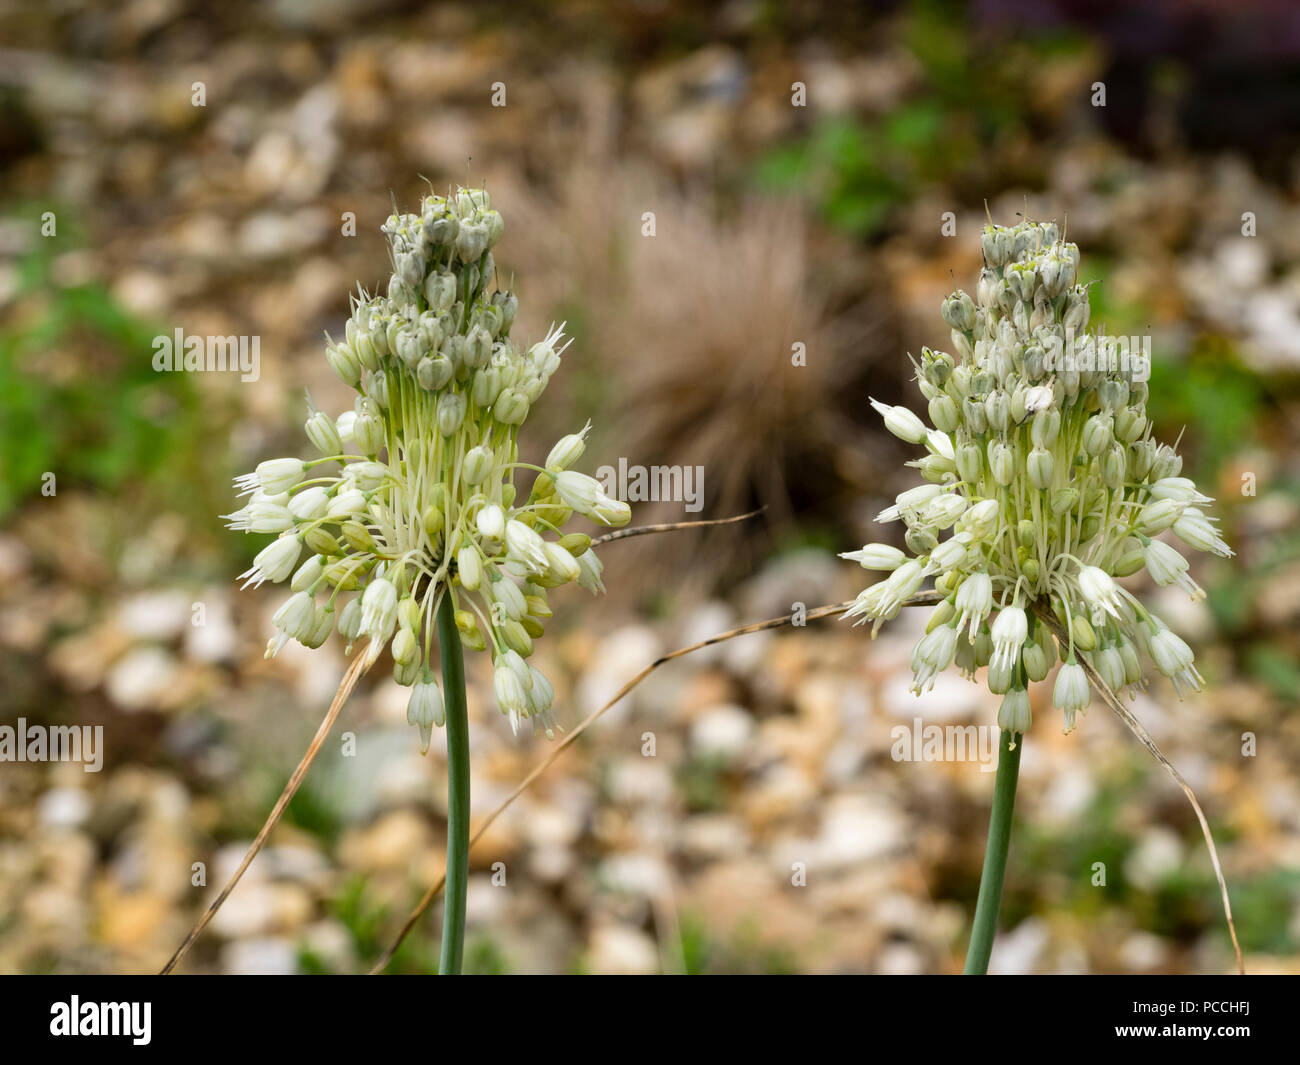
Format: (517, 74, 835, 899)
(840, 543, 906, 570)
(1093, 646, 1126, 693)
(437, 392, 467, 435)
(1007, 261, 1039, 302)
(959, 499, 999, 541)
(1101, 443, 1126, 489)
(492, 290, 518, 334)
(472, 366, 504, 408)
(1117, 637, 1142, 686)
(928, 537, 968, 572)
(905, 525, 938, 555)
(1027, 447, 1054, 490)
(391, 626, 419, 667)
(394, 327, 423, 368)
(360, 577, 398, 642)
(1097, 379, 1128, 413)
(981, 225, 1014, 267)
(940, 291, 976, 332)
(870, 398, 928, 444)
(946, 363, 972, 402)
(977, 267, 1000, 308)
(354, 411, 384, 457)
(925, 599, 956, 633)
(305, 411, 343, 457)
(998, 686, 1029, 738)
(988, 441, 1015, 485)
(272, 591, 317, 643)
(1063, 286, 1090, 332)
(345, 460, 388, 491)
(494, 388, 530, 425)
(416, 355, 453, 391)
(464, 324, 493, 369)
(1151, 445, 1183, 481)
(1139, 498, 1180, 535)
(988, 655, 1016, 695)
(984, 390, 1011, 433)
(326, 338, 362, 387)
(928, 394, 960, 434)
(398, 597, 422, 633)
(1070, 614, 1097, 652)
(462, 445, 494, 485)
(289, 552, 324, 593)
(1081, 413, 1113, 457)
(1113, 546, 1146, 577)
(1022, 640, 1050, 683)
(1128, 439, 1155, 481)
(917, 454, 954, 482)
(1049, 487, 1078, 515)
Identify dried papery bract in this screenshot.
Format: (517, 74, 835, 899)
(842, 219, 1237, 973)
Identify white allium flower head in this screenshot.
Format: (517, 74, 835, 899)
(844, 218, 1231, 733)
(227, 186, 630, 744)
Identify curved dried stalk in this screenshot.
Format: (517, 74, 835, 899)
(1035, 607, 1243, 974)
(160, 645, 377, 974)
(368, 592, 943, 973)
(590, 508, 765, 547)
(373, 592, 1242, 976)
(164, 511, 761, 975)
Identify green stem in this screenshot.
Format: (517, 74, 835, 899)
(963, 728, 1022, 974)
(436, 592, 469, 975)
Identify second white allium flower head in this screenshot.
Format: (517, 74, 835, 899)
(842, 219, 1232, 735)
(227, 185, 631, 745)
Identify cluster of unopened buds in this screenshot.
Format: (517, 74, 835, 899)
(226, 186, 630, 747)
(843, 220, 1232, 735)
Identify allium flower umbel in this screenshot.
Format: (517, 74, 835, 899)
(227, 186, 630, 745)
(842, 220, 1232, 735)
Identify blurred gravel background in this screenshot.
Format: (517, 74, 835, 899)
(1, 0, 1299, 973)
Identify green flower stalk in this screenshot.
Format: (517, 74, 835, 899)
(227, 185, 630, 744)
(842, 219, 1232, 971)
(225, 184, 630, 975)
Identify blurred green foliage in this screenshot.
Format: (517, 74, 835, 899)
(307, 875, 441, 975)
(753, 1, 1084, 236)
(1010, 764, 1296, 960)
(0, 207, 232, 537)
(1146, 338, 1264, 480)
(679, 912, 797, 975)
